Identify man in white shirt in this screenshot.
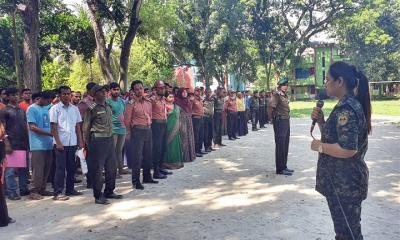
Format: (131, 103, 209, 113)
(49, 86, 84, 201)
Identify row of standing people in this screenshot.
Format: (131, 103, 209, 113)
(0, 80, 271, 227)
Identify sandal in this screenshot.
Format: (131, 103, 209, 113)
(29, 193, 44, 200)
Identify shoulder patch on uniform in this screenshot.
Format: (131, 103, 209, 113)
(128, 99, 135, 104)
(338, 112, 349, 126)
(88, 102, 97, 110)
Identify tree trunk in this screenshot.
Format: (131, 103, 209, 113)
(265, 53, 273, 91)
(223, 64, 228, 89)
(11, 7, 22, 90)
(119, 0, 142, 92)
(21, 0, 40, 92)
(87, 0, 114, 84)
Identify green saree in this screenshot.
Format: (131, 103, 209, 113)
(164, 105, 184, 169)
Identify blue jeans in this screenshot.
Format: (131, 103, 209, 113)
(5, 167, 29, 196)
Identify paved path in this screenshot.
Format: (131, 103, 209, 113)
(1, 118, 399, 240)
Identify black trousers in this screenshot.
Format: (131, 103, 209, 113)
(87, 137, 117, 199)
(124, 139, 133, 169)
(227, 112, 238, 138)
(129, 127, 152, 183)
(213, 112, 223, 145)
(192, 117, 204, 153)
(259, 106, 266, 127)
(237, 111, 247, 136)
(203, 116, 213, 149)
(151, 121, 167, 172)
(54, 146, 77, 195)
(251, 109, 259, 130)
(327, 197, 364, 240)
(273, 118, 290, 172)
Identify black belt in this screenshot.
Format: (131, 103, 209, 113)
(274, 116, 290, 120)
(214, 109, 223, 113)
(192, 115, 203, 119)
(133, 125, 151, 129)
(152, 119, 167, 123)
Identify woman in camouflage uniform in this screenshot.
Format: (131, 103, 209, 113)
(311, 61, 371, 240)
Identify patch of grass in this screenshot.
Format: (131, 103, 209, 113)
(290, 99, 400, 118)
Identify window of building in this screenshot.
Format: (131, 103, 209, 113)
(322, 70, 326, 84)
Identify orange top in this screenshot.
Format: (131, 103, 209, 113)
(0, 102, 5, 110)
(19, 101, 31, 112)
(124, 97, 153, 128)
(191, 97, 204, 116)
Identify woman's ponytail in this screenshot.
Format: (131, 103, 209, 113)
(354, 69, 372, 134)
(329, 61, 372, 134)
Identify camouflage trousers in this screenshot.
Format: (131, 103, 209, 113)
(327, 197, 363, 240)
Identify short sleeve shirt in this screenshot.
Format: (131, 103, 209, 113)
(26, 104, 53, 151)
(315, 95, 369, 202)
(106, 98, 127, 135)
(49, 102, 82, 146)
(0, 105, 28, 150)
(270, 91, 290, 119)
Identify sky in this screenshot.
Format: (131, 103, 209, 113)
(63, 0, 82, 8)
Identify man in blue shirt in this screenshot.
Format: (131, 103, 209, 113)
(244, 90, 250, 123)
(26, 91, 55, 200)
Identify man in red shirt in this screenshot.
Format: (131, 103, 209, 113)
(19, 88, 32, 112)
(124, 80, 158, 190)
(78, 82, 96, 118)
(224, 91, 239, 140)
(150, 80, 170, 179)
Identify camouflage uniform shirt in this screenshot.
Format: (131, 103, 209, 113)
(316, 94, 369, 202)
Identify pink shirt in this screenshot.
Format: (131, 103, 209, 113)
(224, 98, 237, 112)
(78, 95, 93, 118)
(124, 97, 152, 128)
(191, 97, 204, 116)
(150, 95, 167, 120)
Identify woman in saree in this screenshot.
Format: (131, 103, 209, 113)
(174, 88, 196, 162)
(163, 93, 184, 169)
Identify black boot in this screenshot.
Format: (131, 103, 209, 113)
(143, 169, 159, 184)
(153, 166, 167, 179)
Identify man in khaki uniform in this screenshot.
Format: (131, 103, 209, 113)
(268, 78, 294, 176)
(83, 84, 122, 205)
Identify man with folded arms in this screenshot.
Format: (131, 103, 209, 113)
(27, 91, 55, 200)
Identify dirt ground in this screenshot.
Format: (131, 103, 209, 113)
(1, 117, 399, 240)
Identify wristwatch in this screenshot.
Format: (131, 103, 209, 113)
(318, 143, 323, 153)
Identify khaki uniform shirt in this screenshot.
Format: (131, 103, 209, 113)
(83, 102, 113, 143)
(203, 97, 214, 117)
(270, 91, 290, 119)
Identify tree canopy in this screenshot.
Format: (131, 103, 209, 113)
(0, 0, 398, 91)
